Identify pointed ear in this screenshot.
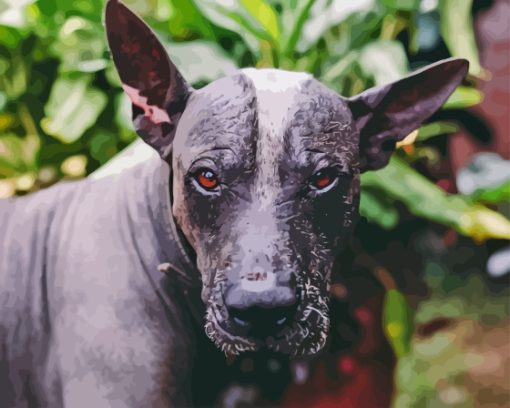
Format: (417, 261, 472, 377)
(105, 0, 192, 160)
(348, 58, 469, 172)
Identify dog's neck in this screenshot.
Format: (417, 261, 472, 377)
(162, 150, 200, 285)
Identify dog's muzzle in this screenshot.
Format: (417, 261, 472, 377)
(223, 282, 298, 339)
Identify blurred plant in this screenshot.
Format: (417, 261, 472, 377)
(1, 0, 509, 385)
(393, 242, 510, 407)
(1, 0, 508, 238)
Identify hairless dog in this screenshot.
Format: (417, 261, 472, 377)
(0, 0, 468, 406)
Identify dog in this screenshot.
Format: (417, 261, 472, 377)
(0, 0, 468, 406)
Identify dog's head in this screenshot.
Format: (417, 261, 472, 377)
(105, 0, 468, 356)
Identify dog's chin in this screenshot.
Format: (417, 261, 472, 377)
(203, 300, 330, 357)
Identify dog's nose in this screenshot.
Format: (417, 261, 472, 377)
(228, 304, 297, 338)
(224, 286, 297, 337)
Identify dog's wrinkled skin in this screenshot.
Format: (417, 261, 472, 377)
(173, 72, 360, 356)
(105, 0, 468, 359)
(185, 75, 353, 356)
(0, 1, 469, 406)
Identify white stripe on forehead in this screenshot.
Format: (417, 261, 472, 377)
(241, 68, 312, 208)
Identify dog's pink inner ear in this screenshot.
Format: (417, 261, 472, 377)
(348, 58, 469, 172)
(122, 84, 171, 124)
(105, 0, 192, 157)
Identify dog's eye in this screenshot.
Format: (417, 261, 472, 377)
(195, 168, 219, 191)
(310, 168, 338, 191)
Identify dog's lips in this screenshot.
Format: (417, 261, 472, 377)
(226, 303, 299, 339)
(204, 274, 330, 356)
(210, 307, 307, 353)
(205, 311, 262, 353)
(216, 324, 290, 353)
(225, 317, 295, 342)
(206, 300, 330, 356)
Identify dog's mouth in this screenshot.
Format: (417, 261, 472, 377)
(203, 276, 330, 357)
(227, 302, 299, 338)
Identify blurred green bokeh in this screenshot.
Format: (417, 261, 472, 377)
(0, 0, 508, 240)
(0, 1, 509, 405)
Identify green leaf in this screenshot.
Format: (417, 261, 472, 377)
(471, 181, 510, 204)
(50, 17, 107, 73)
(0, 25, 30, 48)
(41, 76, 107, 143)
(361, 156, 510, 240)
(416, 122, 459, 142)
(240, 0, 281, 46)
(221, 9, 274, 46)
(0, 134, 26, 176)
(88, 129, 118, 165)
(439, 0, 484, 78)
(443, 86, 483, 109)
(0, 0, 36, 29)
(194, 0, 263, 55)
(294, 0, 375, 53)
(119, 0, 158, 16)
(37, 0, 104, 23)
(360, 188, 399, 229)
(0, 53, 28, 99)
(0, 93, 7, 112)
(166, 0, 216, 39)
(165, 40, 237, 85)
(0, 133, 39, 176)
(381, 0, 419, 11)
(457, 153, 510, 205)
(281, 0, 315, 57)
(115, 93, 134, 131)
(113, 93, 137, 143)
(359, 40, 408, 85)
(321, 50, 359, 84)
(383, 289, 414, 358)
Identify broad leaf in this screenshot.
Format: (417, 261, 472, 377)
(240, 0, 281, 47)
(281, 0, 315, 57)
(381, 0, 419, 11)
(166, 0, 216, 39)
(166, 40, 238, 85)
(361, 156, 510, 241)
(0, 0, 36, 29)
(359, 40, 408, 85)
(0, 53, 28, 99)
(457, 153, 510, 205)
(194, 0, 264, 55)
(41, 76, 107, 143)
(360, 188, 400, 229)
(383, 289, 414, 358)
(88, 129, 118, 165)
(439, 0, 484, 78)
(0, 133, 39, 176)
(416, 122, 459, 142)
(296, 0, 375, 53)
(50, 17, 107, 73)
(443, 86, 483, 109)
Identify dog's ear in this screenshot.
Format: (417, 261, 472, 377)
(105, 0, 192, 159)
(348, 58, 468, 172)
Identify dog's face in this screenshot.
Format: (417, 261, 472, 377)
(172, 71, 359, 355)
(105, 0, 468, 356)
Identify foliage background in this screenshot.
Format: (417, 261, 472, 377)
(0, 0, 508, 406)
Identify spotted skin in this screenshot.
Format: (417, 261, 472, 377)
(0, 2, 469, 406)
(105, 0, 468, 359)
(171, 69, 360, 356)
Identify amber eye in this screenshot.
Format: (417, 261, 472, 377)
(310, 168, 337, 190)
(195, 168, 219, 191)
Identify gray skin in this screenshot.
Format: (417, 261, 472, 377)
(171, 71, 360, 356)
(0, 1, 468, 406)
(105, 0, 467, 374)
